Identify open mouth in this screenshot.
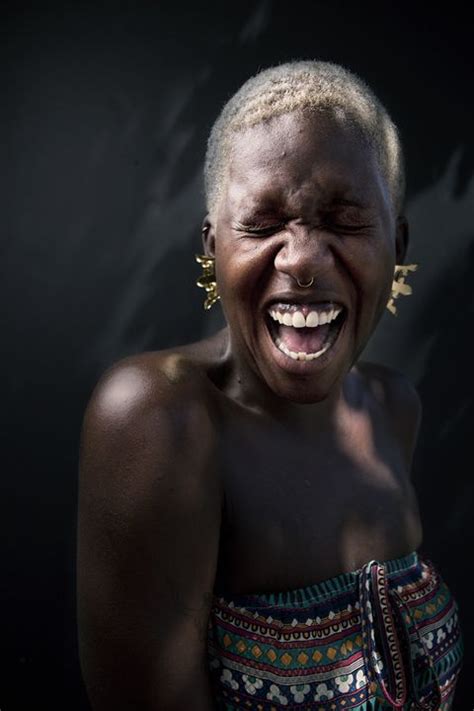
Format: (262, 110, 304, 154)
(265, 303, 347, 362)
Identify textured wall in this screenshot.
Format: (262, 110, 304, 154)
(2, 1, 472, 708)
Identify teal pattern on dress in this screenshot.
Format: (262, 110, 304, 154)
(207, 552, 463, 709)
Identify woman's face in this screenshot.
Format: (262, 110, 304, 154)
(206, 110, 406, 404)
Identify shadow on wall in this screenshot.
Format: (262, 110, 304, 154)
(412, 241, 474, 701)
(363, 149, 474, 700)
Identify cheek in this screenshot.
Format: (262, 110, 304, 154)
(215, 241, 268, 303)
(341, 238, 394, 310)
(360, 243, 394, 314)
(363, 251, 393, 290)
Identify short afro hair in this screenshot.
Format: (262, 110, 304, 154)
(204, 60, 405, 218)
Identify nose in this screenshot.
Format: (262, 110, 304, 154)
(273, 223, 334, 286)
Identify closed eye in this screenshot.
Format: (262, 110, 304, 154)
(233, 221, 373, 236)
(325, 223, 373, 234)
(233, 222, 284, 236)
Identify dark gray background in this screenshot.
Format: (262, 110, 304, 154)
(2, 1, 473, 708)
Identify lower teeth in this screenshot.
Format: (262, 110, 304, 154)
(275, 337, 332, 361)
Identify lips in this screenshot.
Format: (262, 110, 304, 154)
(265, 295, 346, 311)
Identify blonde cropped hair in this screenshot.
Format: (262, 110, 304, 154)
(204, 60, 405, 217)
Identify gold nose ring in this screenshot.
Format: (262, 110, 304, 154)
(296, 276, 314, 288)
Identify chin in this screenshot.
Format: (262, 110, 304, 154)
(288, 390, 331, 405)
(265, 372, 340, 406)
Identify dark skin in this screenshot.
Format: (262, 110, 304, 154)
(77, 110, 423, 710)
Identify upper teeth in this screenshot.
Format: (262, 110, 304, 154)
(268, 305, 342, 328)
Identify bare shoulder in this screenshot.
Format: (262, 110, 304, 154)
(83, 349, 216, 436)
(356, 360, 422, 471)
(356, 360, 421, 412)
(79, 349, 220, 504)
(89, 348, 214, 402)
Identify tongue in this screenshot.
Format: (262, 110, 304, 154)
(279, 323, 331, 353)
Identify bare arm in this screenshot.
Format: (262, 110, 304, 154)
(77, 356, 221, 710)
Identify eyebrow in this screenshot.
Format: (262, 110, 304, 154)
(231, 194, 373, 224)
(324, 197, 370, 209)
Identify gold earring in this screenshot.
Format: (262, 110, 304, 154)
(386, 263, 418, 316)
(195, 253, 220, 310)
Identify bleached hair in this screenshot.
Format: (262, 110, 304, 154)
(204, 60, 405, 217)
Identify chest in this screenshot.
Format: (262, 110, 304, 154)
(215, 407, 422, 593)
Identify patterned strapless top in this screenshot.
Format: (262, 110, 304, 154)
(206, 551, 463, 710)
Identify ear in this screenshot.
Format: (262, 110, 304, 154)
(201, 215, 216, 258)
(395, 215, 409, 264)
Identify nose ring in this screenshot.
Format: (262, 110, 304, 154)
(296, 276, 314, 288)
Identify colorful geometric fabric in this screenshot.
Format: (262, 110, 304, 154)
(207, 552, 463, 709)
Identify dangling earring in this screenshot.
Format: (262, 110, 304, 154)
(195, 253, 220, 310)
(386, 263, 418, 316)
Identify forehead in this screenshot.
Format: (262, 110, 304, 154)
(223, 111, 387, 214)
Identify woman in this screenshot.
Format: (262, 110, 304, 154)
(77, 62, 464, 710)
